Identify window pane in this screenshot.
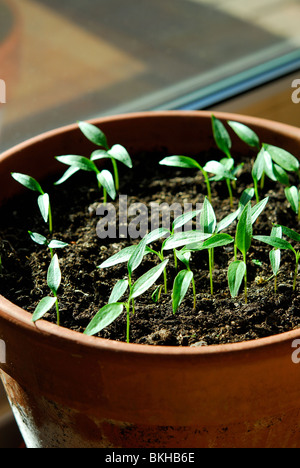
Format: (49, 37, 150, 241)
(1, 0, 300, 150)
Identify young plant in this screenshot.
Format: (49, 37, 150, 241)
(211, 115, 243, 205)
(55, 121, 132, 198)
(79, 121, 133, 192)
(159, 155, 212, 202)
(28, 231, 68, 259)
(254, 225, 300, 291)
(251, 146, 292, 202)
(269, 225, 282, 294)
(11, 173, 53, 235)
(229, 202, 252, 303)
(285, 186, 300, 221)
(32, 254, 62, 326)
(228, 120, 299, 202)
(202, 159, 237, 207)
(85, 259, 169, 343)
(55, 154, 116, 205)
(173, 250, 196, 312)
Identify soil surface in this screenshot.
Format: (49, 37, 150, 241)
(1, 146, 300, 346)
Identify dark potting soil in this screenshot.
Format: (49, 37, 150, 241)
(0, 147, 300, 347)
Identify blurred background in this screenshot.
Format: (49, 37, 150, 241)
(1, 0, 300, 447)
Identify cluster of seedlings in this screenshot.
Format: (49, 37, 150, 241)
(9, 116, 300, 343)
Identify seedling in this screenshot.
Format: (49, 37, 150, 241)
(78, 121, 132, 192)
(285, 186, 300, 221)
(229, 197, 269, 301)
(227, 121, 299, 202)
(269, 226, 282, 294)
(28, 231, 68, 259)
(11, 173, 53, 235)
(254, 224, 300, 291)
(173, 250, 196, 311)
(85, 258, 168, 342)
(203, 159, 237, 207)
(55, 154, 116, 205)
(180, 197, 236, 295)
(159, 155, 212, 202)
(55, 122, 132, 200)
(229, 202, 252, 303)
(251, 145, 292, 202)
(32, 254, 62, 326)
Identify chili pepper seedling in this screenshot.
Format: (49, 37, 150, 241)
(28, 231, 68, 259)
(229, 196, 268, 302)
(228, 201, 252, 303)
(11, 173, 53, 235)
(55, 154, 116, 205)
(85, 258, 168, 343)
(269, 225, 282, 294)
(254, 224, 300, 291)
(173, 250, 196, 312)
(32, 253, 62, 326)
(79, 121, 132, 192)
(227, 120, 299, 202)
(285, 186, 300, 221)
(159, 155, 212, 202)
(55, 121, 132, 198)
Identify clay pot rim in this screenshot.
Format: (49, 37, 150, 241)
(1, 109, 300, 356)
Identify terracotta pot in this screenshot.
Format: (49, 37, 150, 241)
(1, 111, 300, 449)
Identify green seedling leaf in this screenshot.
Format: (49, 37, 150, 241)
(38, 193, 50, 223)
(273, 164, 290, 186)
(172, 270, 194, 314)
(54, 166, 80, 185)
(211, 115, 231, 158)
(108, 279, 129, 304)
(131, 259, 169, 299)
(128, 238, 147, 275)
(48, 240, 69, 249)
(199, 197, 216, 234)
(197, 233, 234, 250)
(228, 260, 246, 298)
(84, 303, 124, 336)
(108, 144, 133, 168)
(56, 155, 97, 173)
(97, 170, 116, 200)
(99, 245, 138, 269)
(32, 296, 58, 322)
(227, 121, 260, 148)
(175, 249, 191, 268)
(11, 172, 43, 194)
(263, 144, 299, 172)
(203, 160, 236, 181)
(274, 224, 300, 243)
(28, 231, 48, 246)
(47, 254, 61, 295)
(78, 121, 109, 149)
(251, 197, 269, 224)
(285, 186, 299, 214)
(144, 227, 170, 245)
(269, 226, 282, 277)
(159, 155, 202, 170)
(253, 235, 295, 253)
(236, 202, 252, 257)
(172, 210, 201, 232)
(216, 209, 240, 233)
(90, 149, 108, 162)
(162, 231, 211, 251)
(252, 147, 266, 183)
